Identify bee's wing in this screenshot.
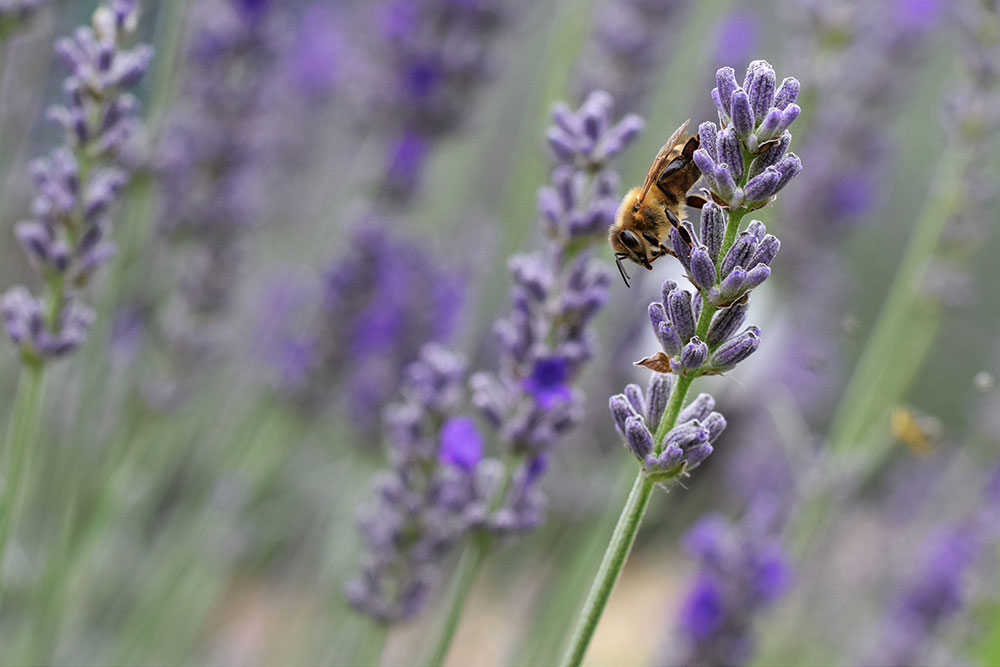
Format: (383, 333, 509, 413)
(638, 119, 690, 205)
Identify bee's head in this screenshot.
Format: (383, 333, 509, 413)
(609, 190, 666, 288)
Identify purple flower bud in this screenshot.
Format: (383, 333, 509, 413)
(660, 280, 678, 306)
(679, 337, 708, 370)
(689, 246, 717, 291)
(702, 412, 727, 441)
(594, 114, 645, 162)
(610, 394, 636, 434)
(748, 132, 790, 181)
(730, 89, 755, 138)
(706, 300, 749, 348)
(649, 302, 667, 332)
(700, 203, 725, 263)
(664, 421, 710, 450)
(439, 417, 484, 471)
(718, 266, 747, 301)
(546, 127, 576, 162)
(716, 127, 743, 183)
(679, 393, 716, 423)
(624, 415, 653, 459)
(646, 444, 683, 471)
(756, 108, 783, 142)
(743, 264, 771, 291)
(778, 104, 801, 133)
(709, 326, 760, 371)
(667, 289, 696, 343)
(746, 60, 776, 122)
(743, 168, 780, 204)
(715, 67, 738, 117)
(720, 231, 755, 278)
(772, 153, 802, 192)
(750, 234, 780, 266)
(699, 121, 719, 161)
(646, 373, 672, 431)
(671, 227, 693, 272)
(772, 77, 800, 110)
(713, 164, 739, 204)
(15, 222, 53, 267)
(624, 383, 646, 415)
(711, 88, 727, 123)
(657, 322, 683, 358)
(693, 148, 717, 185)
(685, 443, 714, 468)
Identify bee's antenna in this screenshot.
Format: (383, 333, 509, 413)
(614, 253, 631, 288)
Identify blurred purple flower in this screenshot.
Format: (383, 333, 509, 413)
(290, 3, 345, 97)
(711, 8, 759, 67)
(666, 499, 791, 667)
(270, 222, 463, 429)
(157, 0, 284, 321)
(439, 417, 484, 471)
(348, 0, 518, 203)
(522, 358, 572, 409)
(349, 92, 642, 624)
(347, 346, 495, 623)
(470, 92, 641, 534)
(680, 575, 726, 639)
(574, 0, 690, 110)
(867, 523, 985, 666)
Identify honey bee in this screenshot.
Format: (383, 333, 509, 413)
(609, 120, 706, 287)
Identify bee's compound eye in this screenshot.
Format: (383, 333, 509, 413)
(619, 230, 642, 252)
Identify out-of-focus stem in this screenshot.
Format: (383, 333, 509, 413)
(790, 141, 967, 555)
(422, 536, 489, 667)
(0, 362, 44, 601)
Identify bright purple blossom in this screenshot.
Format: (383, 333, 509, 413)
(439, 417, 484, 471)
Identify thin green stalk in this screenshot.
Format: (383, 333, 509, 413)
(558, 471, 654, 667)
(559, 202, 748, 666)
(0, 362, 44, 596)
(423, 537, 490, 667)
(790, 143, 967, 555)
(560, 372, 695, 667)
(822, 143, 966, 462)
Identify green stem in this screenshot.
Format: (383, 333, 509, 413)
(558, 472, 654, 667)
(0, 363, 44, 597)
(560, 372, 696, 667)
(422, 537, 490, 667)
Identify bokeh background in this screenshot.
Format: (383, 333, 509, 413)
(0, 0, 997, 664)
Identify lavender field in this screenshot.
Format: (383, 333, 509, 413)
(0, 0, 997, 665)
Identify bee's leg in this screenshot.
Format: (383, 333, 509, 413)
(681, 135, 699, 158)
(657, 137, 702, 196)
(685, 195, 708, 209)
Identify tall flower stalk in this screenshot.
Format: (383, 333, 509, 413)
(0, 0, 150, 591)
(346, 91, 643, 662)
(560, 59, 802, 667)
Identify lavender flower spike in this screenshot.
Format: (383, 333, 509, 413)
(347, 346, 495, 623)
(352, 92, 641, 626)
(1, 0, 150, 363)
(565, 58, 803, 667)
(699, 60, 802, 209)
